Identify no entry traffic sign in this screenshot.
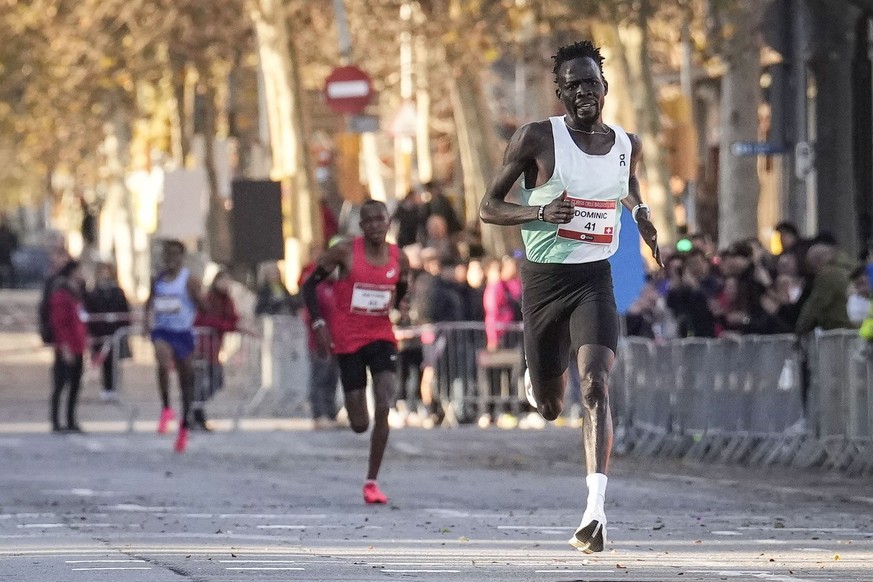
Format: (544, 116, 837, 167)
(324, 65, 373, 115)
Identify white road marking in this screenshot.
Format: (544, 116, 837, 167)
(392, 442, 424, 455)
(687, 571, 815, 582)
(382, 570, 461, 573)
(72, 567, 152, 571)
(534, 570, 613, 574)
(226, 567, 304, 571)
(17, 523, 65, 528)
(217, 513, 329, 519)
(66, 560, 147, 564)
(738, 526, 858, 532)
(0, 512, 57, 520)
(102, 503, 188, 512)
(42, 488, 122, 497)
(710, 530, 743, 536)
(256, 525, 306, 530)
(219, 560, 298, 563)
(496, 525, 564, 530)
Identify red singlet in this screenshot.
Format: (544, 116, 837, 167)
(330, 237, 400, 354)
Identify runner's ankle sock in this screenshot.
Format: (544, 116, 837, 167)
(584, 473, 608, 520)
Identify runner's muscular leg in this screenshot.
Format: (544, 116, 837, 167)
(154, 340, 174, 409)
(576, 344, 614, 474)
(367, 369, 396, 481)
(344, 388, 370, 434)
(533, 374, 566, 421)
(175, 355, 195, 429)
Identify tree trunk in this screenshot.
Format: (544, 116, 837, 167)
(618, 2, 677, 243)
(200, 80, 232, 264)
(449, 60, 520, 257)
(249, 0, 321, 264)
(287, 36, 321, 251)
(415, 33, 433, 185)
(807, 0, 861, 254)
(717, 2, 766, 246)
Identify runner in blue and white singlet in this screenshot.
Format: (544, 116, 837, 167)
(480, 41, 663, 555)
(145, 240, 203, 453)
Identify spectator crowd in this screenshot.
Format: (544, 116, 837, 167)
(626, 223, 871, 341)
(18, 179, 873, 432)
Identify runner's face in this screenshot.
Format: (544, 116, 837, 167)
(163, 245, 184, 271)
(556, 57, 606, 127)
(359, 205, 389, 244)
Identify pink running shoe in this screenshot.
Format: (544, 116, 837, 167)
(157, 407, 175, 434)
(363, 481, 388, 504)
(174, 427, 189, 454)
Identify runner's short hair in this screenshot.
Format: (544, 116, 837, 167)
(553, 40, 606, 84)
(361, 199, 388, 214)
(163, 239, 185, 254)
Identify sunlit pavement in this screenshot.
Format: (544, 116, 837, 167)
(0, 427, 871, 581)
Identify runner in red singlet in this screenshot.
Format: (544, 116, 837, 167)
(302, 200, 410, 504)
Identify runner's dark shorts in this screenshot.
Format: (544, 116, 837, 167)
(336, 340, 399, 393)
(521, 259, 618, 383)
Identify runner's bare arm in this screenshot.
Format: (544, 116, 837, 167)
(187, 274, 206, 311)
(621, 133, 663, 267)
(143, 277, 156, 334)
(301, 243, 350, 322)
(480, 123, 573, 226)
(394, 250, 410, 309)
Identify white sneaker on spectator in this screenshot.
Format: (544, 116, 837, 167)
(477, 413, 492, 429)
(100, 389, 118, 402)
(519, 411, 546, 430)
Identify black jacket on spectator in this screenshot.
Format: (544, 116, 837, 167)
(391, 203, 425, 248)
(85, 285, 129, 339)
(427, 278, 465, 323)
(666, 286, 717, 338)
(462, 285, 485, 322)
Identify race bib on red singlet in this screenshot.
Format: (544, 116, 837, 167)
(350, 283, 394, 315)
(556, 198, 617, 244)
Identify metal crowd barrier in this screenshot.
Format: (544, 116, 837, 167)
(107, 324, 262, 428)
(616, 331, 873, 475)
(101, 315, 873, 474)
(395, 322, 526, 425)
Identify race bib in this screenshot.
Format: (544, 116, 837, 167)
(153, 296, 182, 314)
(350, 283, 394, 315)
(556, 198, 617, 244)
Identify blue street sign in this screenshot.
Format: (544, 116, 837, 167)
(730, 141, 787, 156)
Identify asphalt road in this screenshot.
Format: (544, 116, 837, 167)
(0, 426, 871, 582)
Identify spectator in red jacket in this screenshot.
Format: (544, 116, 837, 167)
(49, 260, 87, 433)
(299, 253, 340, 429)
(192, 269, 240, 430)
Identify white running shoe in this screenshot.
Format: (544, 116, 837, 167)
(524, 368, 537, 408)
(568, 508, 607, 553)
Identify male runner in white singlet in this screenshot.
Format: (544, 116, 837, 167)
(480, 41, 662, 553)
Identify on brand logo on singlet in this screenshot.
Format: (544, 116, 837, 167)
(556, 197, 617, 244)
(350, 283, 394, 315)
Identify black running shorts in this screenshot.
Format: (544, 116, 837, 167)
(520, 259, 619, 383)
(336, 340, 399, 393)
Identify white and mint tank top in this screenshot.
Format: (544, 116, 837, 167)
(520, 116, 632, 264)
(152, 267, 196, 332)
